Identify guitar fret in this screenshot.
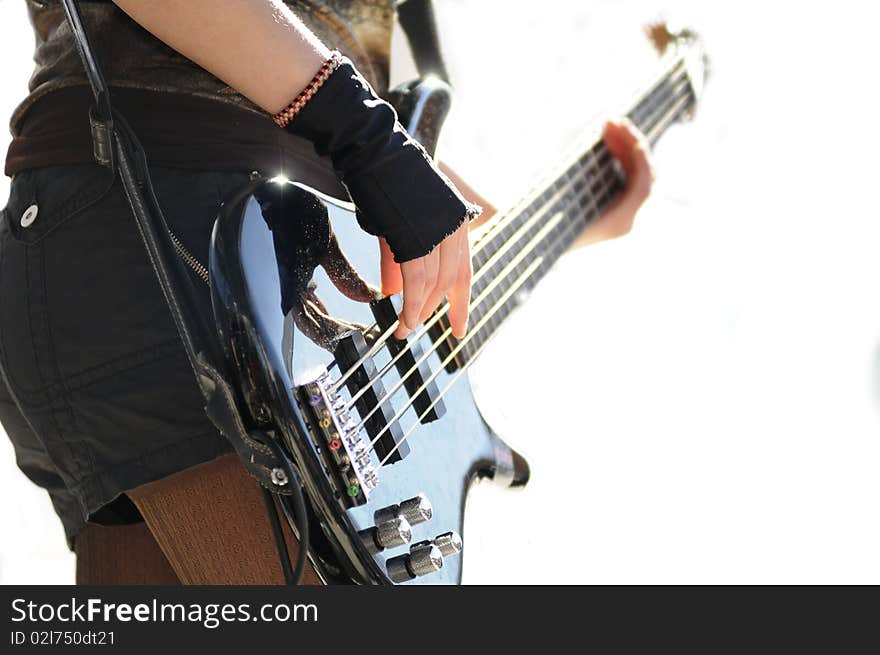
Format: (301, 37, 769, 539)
(467, 171, 614, 354)
(473, 249, 487, 272)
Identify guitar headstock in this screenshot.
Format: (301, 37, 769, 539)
(646, 20, 710, 119)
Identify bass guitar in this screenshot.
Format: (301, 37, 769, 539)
(208, 26, 708, 584)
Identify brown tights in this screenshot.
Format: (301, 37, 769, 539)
(74, 454, 322, 585)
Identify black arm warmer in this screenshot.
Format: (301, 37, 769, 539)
(283, 57, 480, 263)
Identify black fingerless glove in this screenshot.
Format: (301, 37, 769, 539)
(282, 56, 481, 263)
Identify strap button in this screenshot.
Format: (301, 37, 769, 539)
(20, 204, 38, 228)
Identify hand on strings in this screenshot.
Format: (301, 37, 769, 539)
(574, 118, 654, 247)
(374, 225, 470, 342)
(378, 163, 498, 341)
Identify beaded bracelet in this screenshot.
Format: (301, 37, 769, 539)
(271, 50, 343, 128)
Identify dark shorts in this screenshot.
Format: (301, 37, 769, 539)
(0, 162, 254, 548)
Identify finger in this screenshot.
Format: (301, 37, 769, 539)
(378, 237, 403, 296)
(420, 226, 463, 323)
(447, 240, 472, 339)
(415, 251, 440, 324)
(397, 258, 426, 339)
(604, 118, 654, 206)
(628, 139, 654, 205)
(322, 233, 380, 302)
(603, 119, 637, 175)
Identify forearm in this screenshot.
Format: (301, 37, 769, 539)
(112, 0, 328, 114)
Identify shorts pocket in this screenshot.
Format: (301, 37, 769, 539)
(2, 163, 116, 245)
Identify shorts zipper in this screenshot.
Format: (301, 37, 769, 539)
(167, 171, 260, 286)
(167, 227, 210, 285)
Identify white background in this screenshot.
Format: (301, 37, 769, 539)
(2, 0, 879, 584)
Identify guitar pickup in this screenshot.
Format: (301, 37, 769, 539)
(371, 297, 445, 423)
(427, 315, 464, 373)
(335, 330, 409, 464)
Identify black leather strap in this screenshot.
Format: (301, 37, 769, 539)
(58, 0, 292, 493)
(397, 0, 451, 84)
(61, 0, 115, 170)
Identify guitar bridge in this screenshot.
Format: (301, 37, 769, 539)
(296, 370, 377, 506)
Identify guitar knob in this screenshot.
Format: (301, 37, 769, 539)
(375, 515, 412, 549)
(373, 494, 433, 528)
(432, 531, 462, 557)
(360, 515, 412, 554)
(373, 504, 400, 526)
(408, 542, 444, 576)
(386, 543, 444, 583)
(399, 494, 432, 525)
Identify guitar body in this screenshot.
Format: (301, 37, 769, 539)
(210, 174, 528, 585)
(208, 30, 706, 585)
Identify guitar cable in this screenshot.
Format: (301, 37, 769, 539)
(252, 428, 309, 585)
(262, 481, 311, 585)
(276, 471, 311, 585)
(262, 487, 295, 583)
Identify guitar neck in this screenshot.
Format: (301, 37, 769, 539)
(453, 50, 696, 365)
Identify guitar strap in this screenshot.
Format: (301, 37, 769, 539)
(59, 0, 302, 493)
(397, 0, 451, 84)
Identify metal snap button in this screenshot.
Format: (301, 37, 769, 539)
(20, 204, 38, 228)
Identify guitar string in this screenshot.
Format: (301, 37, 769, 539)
(343, 147, 617, 412)
(332, 321, 399, 390)
(376, 90, 695, 466)
(464, 58, 689, 256)
(340, 142, 617, 407)
(355, 182, 612, 434)
(344, 71, 691, 426)
(367, 171, 620, 454)
(335, 143, 616, 398)
(329, 61, 690, 386)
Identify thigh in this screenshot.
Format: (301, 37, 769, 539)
(128, 453, 323, 585)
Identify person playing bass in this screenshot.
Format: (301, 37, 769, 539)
(0, 0, 652, 584)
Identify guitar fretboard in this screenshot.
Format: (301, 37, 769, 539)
(444, 51, 696, 368)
